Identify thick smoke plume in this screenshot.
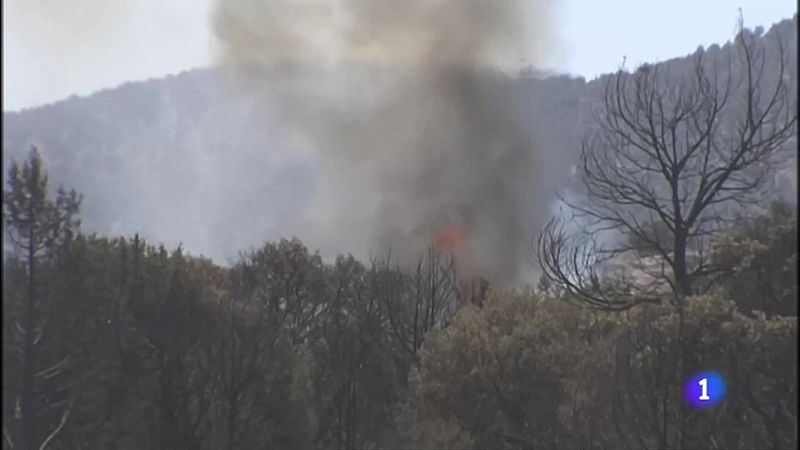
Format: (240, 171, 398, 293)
(212, 0, 557, 285)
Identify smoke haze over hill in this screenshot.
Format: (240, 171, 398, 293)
(211, 0, 560, 285)
(2, 13, 795, 284)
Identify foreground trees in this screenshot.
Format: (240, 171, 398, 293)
(711, 200, 797, 317)
(0, 150, 462, 449)
(2, 148, 797, 449)
(527, 21, 797, 450)
(411, 294, 797, 449)
(3, 148, 82, 450)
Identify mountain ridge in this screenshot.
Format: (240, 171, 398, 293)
(3, 17, 796, 264)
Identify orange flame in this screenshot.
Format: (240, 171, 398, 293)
(434, 225, 464, 252)
(433, 225, 486, 306)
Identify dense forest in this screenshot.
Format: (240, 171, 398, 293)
(2, 149, 797, 449)
(3, 16, 798, 450)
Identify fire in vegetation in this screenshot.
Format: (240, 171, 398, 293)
(432, 223, 487, 306)
(212, 0, 559, 287)
(434, 225, 465, 252)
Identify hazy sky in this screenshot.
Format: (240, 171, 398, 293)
(3, 0, 796, 112)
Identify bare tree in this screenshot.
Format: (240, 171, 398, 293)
(380, 245, 459, 362)
(537, 21, 797, 309)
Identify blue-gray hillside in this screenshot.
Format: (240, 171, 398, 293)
(3, 17, 795, 263)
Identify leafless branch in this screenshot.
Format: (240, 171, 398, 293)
(536, 25, 796, 306)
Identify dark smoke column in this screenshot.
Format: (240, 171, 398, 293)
(212, 0, 559, 286)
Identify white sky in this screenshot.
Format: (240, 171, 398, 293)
(3, 0, 796, 112)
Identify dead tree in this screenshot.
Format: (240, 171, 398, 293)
(537, 21, 797, 309)
(380, 245, 459, 361)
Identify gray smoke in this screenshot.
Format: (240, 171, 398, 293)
(212, 0, 558, 285)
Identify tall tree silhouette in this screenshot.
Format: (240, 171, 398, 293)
(3, 148, 81, 449)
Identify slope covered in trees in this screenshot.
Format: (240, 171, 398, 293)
(4, 18, 794, 266)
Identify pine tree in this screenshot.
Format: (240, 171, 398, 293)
(3, 147, 81, 449)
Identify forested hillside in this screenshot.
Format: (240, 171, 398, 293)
(4, 18, 792, 265)
(3, 66, 586, 265)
